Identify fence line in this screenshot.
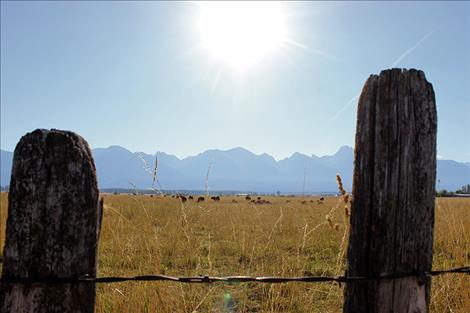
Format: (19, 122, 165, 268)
(0, 70, 449, 312)
(0, 266, 468, 285)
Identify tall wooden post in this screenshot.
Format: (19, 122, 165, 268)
(344, 69, 437, 313)
(0, 129, 102, 313)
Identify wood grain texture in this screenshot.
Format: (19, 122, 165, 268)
(343, 69, 437, 313)
(0, 129, 102, 313)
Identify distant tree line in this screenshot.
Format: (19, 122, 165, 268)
(436, 184, 470, 197)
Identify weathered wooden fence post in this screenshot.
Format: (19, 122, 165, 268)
(344, 69, 437, 313)
(0, 129, 102, 313)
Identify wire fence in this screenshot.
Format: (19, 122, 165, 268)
(0, 266, 468, 285)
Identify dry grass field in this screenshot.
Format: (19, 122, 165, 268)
(0, 192, 469, 312)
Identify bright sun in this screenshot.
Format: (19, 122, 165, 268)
(199, 1, 287, 71)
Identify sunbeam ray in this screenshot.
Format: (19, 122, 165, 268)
(332, 31, 435, 120)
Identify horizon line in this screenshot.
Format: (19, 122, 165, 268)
(2, 144, 469, 163)
(1, 144, 354, 162)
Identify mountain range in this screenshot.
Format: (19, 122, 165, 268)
(1, 146, 469, 193)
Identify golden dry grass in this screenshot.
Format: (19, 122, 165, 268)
(0, 193, 469, 312)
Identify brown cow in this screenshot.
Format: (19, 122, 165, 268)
(180, 196, 187, 202)
(211, 196, 220, 201)
(189, 196, 194, 200)
(245, 196, 251, 201)
(197, 196, 205, 203)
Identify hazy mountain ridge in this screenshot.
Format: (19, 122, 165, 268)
(1, 146, 469, 192)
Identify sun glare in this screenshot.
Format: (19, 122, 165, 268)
(199, 1, 287, 71)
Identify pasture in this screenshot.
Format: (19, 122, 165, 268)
(0, 193, 468, 312)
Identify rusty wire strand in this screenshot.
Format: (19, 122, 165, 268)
(0, 266, 468, 285)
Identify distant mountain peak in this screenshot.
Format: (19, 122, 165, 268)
(101, 145, 131, 153)
(335, 145, 353, 155)
(291, 152, 309, 158)
(227, 147, 251, 153)
(225, 147, 257, 158)
(156, 151, 179, 158)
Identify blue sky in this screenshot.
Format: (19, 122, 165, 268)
(1, 1, 469, 161)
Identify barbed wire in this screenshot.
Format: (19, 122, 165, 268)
(0, 266, 468, 285)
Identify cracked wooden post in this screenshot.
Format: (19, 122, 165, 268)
(344, 69, 437, 313)
(0, 129, 102, 313)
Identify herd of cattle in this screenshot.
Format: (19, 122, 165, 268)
(171, 194, 271, 204)
(171, 194, 219, 203)
(143, 194, 326, 205)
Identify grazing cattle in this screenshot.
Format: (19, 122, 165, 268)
(231, 199, 238, 203)
(180, 195, 187, 202)
(245, 196, 251, 201)
(189, 196, 194, 200)
(211, 196, 220, 201)
(197, 196, 205, 203)
(319, 197, 325, 201)
(256, 199, 263, 204)
(300, 200, 307, 204)
(254, 199, 271, 205)
(257, 196, 261, 200)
